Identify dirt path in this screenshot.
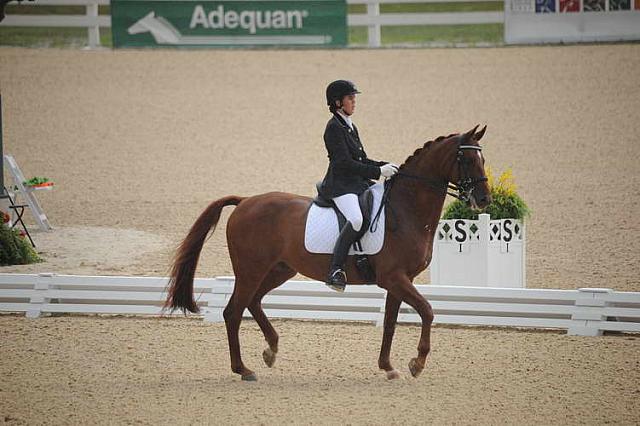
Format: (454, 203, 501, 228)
(1, 316, 638, 425)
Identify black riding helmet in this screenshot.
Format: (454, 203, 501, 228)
(326, 80, 361, 112)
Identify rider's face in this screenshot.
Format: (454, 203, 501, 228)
(340, 94, 356, 116)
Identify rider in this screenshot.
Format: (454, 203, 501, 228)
(319, 80, 399, 292)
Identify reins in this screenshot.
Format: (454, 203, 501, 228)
(394, 171, 448, 196)
(370, 178, 396, 233)
(369, 142, 487, 233)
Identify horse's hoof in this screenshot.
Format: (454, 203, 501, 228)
(262, 347, 276, 368)
(386, 369, 401, 380)
(408, 358, 423, 378)
(241, 372, 257, 382)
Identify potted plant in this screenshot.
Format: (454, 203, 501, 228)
(0, 211, 42, 266)
(431, 168, 530, 288)
(442, 168, 530, 221)
(23, 176, 54, 188)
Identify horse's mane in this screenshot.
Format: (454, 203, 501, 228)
(398, 133, 459, 170)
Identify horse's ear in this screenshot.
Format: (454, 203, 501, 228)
(473, 125, 487, 142)
(463, 125, 479, 142)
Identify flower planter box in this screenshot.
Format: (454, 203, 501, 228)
(430, 213, 526, 288)
(31, 182, 53, 188)
(26, 182, 54, 190)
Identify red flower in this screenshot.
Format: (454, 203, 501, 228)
(1, 211, 9, 224)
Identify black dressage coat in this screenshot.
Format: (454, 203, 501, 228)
(318, 114, 386, 199)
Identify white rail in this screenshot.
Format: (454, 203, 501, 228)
(347, 0, 503, 47)
(1, 273, 639, 336)
(0, 0, 503, 48)
(0, 0, 110, 48)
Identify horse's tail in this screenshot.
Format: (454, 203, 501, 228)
(164, 196, 245, 314)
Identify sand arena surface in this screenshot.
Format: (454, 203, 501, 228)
(1, 316, 639, 425)
(0, 45, 639, 424)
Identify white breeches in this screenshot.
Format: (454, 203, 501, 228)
(332, 193, 363, 232)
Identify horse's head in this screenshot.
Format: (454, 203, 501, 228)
(446, 125, 491, 210)
(395, 125, 492, 210)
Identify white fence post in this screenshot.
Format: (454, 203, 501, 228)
(568, 288, 613, 336)
(86, 2, 100, 48)
(203, 293, 230, 322)
(26, 273, 54, 318)
(521, 221, 527, 288)
(478, 213, 490, 286)
(376, 292, 387, 327)
(366, 0, 381, 47)
(203, 279, 232, 323)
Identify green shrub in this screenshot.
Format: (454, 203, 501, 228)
(0, 220, 42, 266)
(442, 168, 531, 220)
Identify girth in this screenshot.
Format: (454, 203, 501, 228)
(313, 183, 374, 242)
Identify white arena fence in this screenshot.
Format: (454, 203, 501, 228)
(0, 0, 502, 48)
(1, 0, 110, 48)
(347, 0, 502, 47)
(1, 273, 639, 337)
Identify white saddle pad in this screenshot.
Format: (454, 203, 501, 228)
(304, 182, 386, 255)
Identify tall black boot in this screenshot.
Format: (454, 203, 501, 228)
(326, 222, 359, 292)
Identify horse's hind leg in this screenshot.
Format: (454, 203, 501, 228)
(223, 269, 268, 381)
(248, 262, 296, 368)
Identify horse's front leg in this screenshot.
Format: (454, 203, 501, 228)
(378, 292, 402, 380)
(383, 275, 434, 378)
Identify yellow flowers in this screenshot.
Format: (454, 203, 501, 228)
(486, 166, 495, 188)
(485, 167, 517, 197)
(443, 166, 529, 220)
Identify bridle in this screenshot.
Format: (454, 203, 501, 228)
(395, 142, 487, 203)
(370, 141, 487, 232)
(450, 143, 487, 203)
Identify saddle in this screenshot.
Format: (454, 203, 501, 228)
(312, 183, 376, 281)
(313, 183, 374, 240)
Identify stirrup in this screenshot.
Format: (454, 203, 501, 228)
(326, 269, 346, 293)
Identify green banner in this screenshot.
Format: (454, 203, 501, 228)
(111, 0, 347, 48)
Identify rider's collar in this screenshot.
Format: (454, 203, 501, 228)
(334, 110, 353, 130)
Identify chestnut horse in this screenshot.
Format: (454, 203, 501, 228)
(165, 125, 491, 381)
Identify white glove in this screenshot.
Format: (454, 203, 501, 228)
(380, 163, 399, 178)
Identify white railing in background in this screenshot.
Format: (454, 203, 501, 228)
(0, 0, 503, 48)
(347, 0, 503, 47)
(0, 0, 110, 48)
(2, 273, 639, 337)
